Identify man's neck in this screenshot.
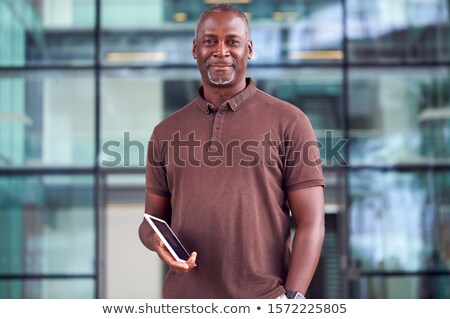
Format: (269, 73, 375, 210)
(203, 80, 247, 108)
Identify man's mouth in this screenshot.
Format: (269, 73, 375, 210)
(209, 64, 233, 71)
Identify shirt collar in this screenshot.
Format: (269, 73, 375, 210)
(196, 78, 257, 114)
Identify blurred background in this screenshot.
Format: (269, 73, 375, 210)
(0, 0, 450, 299)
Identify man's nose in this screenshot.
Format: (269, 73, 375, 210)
(213, 41, 230, 57)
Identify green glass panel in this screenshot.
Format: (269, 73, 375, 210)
(350, 171, 450, 273)
(0, 175, 95, 279)
(349, 67, 450, 165)
(0, 71, 95, 168)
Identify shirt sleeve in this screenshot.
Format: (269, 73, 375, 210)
(146, 130, 171, 197)
(282, 114, 325, 193)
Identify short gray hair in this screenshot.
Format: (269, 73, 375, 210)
(194, 4, 250, 38)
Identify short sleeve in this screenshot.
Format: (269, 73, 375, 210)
(282, 114, 325, 193)
(146, 130, 171, 197)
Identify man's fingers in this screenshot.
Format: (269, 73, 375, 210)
(153, 234, 197, 273)
(173, 252, 197, 273)
(187, 251, 197, 267)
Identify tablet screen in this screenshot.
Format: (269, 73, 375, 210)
(147, 215, 190, 262)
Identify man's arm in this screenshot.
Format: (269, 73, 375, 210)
(285, 186, 325, 296)
(138, 192, 197, 273)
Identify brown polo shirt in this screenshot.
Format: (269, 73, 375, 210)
(146, 78, 324, 298)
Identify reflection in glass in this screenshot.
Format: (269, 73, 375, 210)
(286, 2, 343, 64)
(0, 0, 95, 66)
(0, 175, 95, 298)
(351, 275, 450, 298)
(349, 171, 450, 273)
(347, 0, 450, 63)
(100, 73, 167, 169)
(323, 171, 346, 214)
(101, 0, 343, 65)
(0, 71, 95, 168)
(349, 67, 450, 165)
(102, 0, 164, 27)
(0, 279, 95, 299)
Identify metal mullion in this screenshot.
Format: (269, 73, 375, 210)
(94, 0, 101, 299)
(348, 164, 450, 172)
(341, 0, 350, 299)
(0, 274, 95, 280)
(0, 168, 96, 176)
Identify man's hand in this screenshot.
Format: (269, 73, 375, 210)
(152, 233, 197, 273)
(140, 193, 197, 273)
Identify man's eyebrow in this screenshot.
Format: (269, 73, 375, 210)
(200, 33, 218, 38)
(225, 33, 244, 38)
(200, 32, 243, 37)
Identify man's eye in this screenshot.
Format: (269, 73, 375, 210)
(204, 39, 216, 45)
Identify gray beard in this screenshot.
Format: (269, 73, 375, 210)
(208, 70, 236, 86)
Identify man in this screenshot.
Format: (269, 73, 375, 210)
(139, 4, 325, 299)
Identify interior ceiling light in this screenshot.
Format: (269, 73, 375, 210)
(289, 50, 344, 60)
(173, 12, 188, 22)
(418, 107, 450, 122)
(272, 12, 299, 21)
(106, 52, 167, 62)
(272, 12, 284, 21)
(0, 112, 33, 125)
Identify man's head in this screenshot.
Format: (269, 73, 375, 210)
(192, 4, 253, 89)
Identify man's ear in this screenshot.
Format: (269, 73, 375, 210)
(192, 39, 197, 59)
(247, 40, 253, 60)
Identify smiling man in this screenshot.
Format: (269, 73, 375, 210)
(193, 7, 251, 88)
(139, 4, 325, 299)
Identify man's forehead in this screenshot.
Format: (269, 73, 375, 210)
(197, 12, 247, 34)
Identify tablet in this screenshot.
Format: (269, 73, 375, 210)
(143, 213, 190, 263)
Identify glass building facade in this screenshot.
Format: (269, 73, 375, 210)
(0, 0, 449, 298)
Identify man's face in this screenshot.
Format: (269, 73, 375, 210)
(193, 12, 253, 88)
